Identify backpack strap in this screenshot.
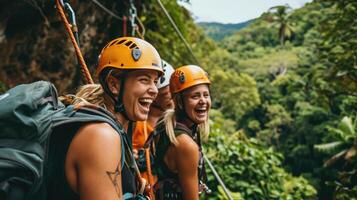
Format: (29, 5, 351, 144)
(53, 105, 126, 169)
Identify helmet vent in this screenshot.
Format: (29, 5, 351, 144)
(117, 39, 126, 45)
(108, 40, 118, 47)
(125, 41, 133, 47)
(129, 43, 137, 49)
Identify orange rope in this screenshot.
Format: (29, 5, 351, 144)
(144, 121, 155, 200)
(55, 0, 94, 84)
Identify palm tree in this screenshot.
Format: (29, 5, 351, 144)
(268, 5, 294, 46)
(314, 116, 357, 167)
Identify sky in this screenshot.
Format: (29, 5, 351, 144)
(179, 0, 313, 24)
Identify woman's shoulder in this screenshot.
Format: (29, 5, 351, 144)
(67, 122, 123, 170)
(72, 122, 122, 153)
(175, 134, 198, 153)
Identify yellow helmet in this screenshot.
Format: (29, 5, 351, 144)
(170, 65, 211, 94)
(96, 37, 163, 77)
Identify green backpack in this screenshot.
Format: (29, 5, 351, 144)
(0, 81, 127, 199)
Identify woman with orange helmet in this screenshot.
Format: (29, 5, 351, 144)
(48, 37, 163, 200)
(154, 65, 211, 200)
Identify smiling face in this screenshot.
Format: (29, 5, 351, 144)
(182, 84, 211, 124)
(152, 85, 174, 111)
(122, 69, 159, 121)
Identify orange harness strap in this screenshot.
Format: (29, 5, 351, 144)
(143, 121, 155, 200)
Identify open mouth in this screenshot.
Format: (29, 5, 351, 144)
(138, 98, 153, 111)
(195, 107, 207, 116)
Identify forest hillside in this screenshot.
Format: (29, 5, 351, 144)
(0, 0, 356, 199)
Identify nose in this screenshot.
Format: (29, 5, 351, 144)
(198, 96, 206, 104)
(148, 82, 158, 96)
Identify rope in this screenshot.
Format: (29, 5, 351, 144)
(91, 0, 123, 20)
(204, 155, 234, 200)
(55, 0, 94, 84)
(156, 0, 201, 66)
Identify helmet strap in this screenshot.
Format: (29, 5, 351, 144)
(100, 69, 133, 122)
(114, 77, 133, 122)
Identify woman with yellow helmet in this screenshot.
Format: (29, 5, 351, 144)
(47, 37, 163, 200)
(154, 65, 211, 200)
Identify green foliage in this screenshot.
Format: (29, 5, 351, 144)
(140, 0, 216, 67)
(216, 186, 243, 200)
(204, 111, 317, 199)
(315, 116, 356, 167)
(210, 70, 261, 121)
(316, 0, 357, 96)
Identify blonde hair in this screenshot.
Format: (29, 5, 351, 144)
(59, 84, 106, 108)
(162, 93, 210, 145)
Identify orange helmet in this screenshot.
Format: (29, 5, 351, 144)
(170, 65, 211, 94)
(96, 37, 163, 77)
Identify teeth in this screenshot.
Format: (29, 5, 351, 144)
(139, 98, 153, 103)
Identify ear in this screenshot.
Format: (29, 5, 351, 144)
(106, 75, 121, 95)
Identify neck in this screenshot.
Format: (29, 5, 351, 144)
(104, 95, 129, 133)
(115, 112, 129, 133)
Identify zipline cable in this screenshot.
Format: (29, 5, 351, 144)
(204, 155, 234, 200)
(55, 0, 94, 84)
(156, 0, 201, 66)
(91, 0, 123, 20)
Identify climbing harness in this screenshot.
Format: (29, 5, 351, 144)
(55, 0, 93, 84)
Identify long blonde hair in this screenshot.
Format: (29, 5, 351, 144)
(59, 84, 106, 108)
(162, 93, 210, 145)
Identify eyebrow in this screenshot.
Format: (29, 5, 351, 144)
(138, 73, 154, 79)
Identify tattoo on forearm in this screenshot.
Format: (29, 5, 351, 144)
(106, 163, 121, 198)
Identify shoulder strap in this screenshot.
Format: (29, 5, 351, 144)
(174, 122, 192, 135)
(65, 106, 147, 198)
(52, 105, 126, 169)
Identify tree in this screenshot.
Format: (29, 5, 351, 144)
(314, 116, 357, 199)
(316, 0, 357, 97)
(268, 5, 294, 46)
(315, 116, 356, 167)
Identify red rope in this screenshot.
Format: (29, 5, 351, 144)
(55, 0, 94, 84)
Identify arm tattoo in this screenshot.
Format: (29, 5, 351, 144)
(106, 163, 121, 198)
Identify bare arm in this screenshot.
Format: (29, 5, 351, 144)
(65, 123, 123, 200)
(175, 134, 199, 200)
